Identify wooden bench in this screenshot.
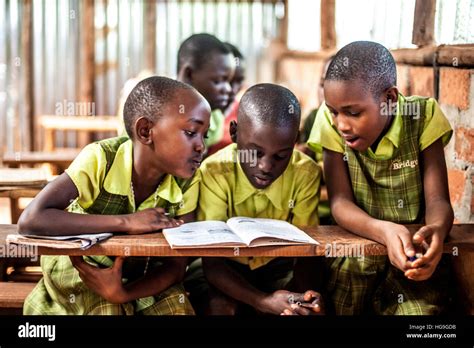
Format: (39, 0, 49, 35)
(39, 115, 120, 151)
(0, 282, 36, 314)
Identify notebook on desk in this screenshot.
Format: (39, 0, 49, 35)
(6, 233, 113, 250)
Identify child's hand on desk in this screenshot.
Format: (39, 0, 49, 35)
(123, 208, 183, 234)
(404, 225, 444, 281)
(281, 290, 324, 316)
(380, 221, 415, 272)
(70, 256, 128, 304)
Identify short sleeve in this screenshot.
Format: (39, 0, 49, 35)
(307, 103, 345, 154)
(291, 163, 321, 227)
(419, 98, 453, 151)
(197, 168, 229, 221)
(176, 171, 201, 216)
(65, 143, 107, 209)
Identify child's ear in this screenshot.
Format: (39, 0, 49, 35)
(135, 117, 153, 145)
(182, 65, 194, 84)
(386, 86, 399, 103)
(229, 120, 238, 143)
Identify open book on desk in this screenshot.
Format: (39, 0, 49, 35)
(162, 217, 318, 249)
(7, 233, 113, 250)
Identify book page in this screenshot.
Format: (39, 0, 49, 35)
(226, 217, 319, 246)
(162, 221, 245, 248)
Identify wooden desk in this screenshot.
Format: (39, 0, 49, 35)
(0, 189, 42, 224)
(1, 224, 472, 257)
(0, 168, 48, 223)
(2, 224, 473, 312)
(2, 150, 80, 174)
(39, 115, 120, 151)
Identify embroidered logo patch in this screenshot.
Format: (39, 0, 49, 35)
(392, 159, 418, 170)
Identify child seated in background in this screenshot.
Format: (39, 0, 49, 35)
(195, 83, 324, 315)
(18, 77, 210, 315)
(308, 41, 454, 315)
(207, 42, 247, 156)
(177, 33, 235, 150)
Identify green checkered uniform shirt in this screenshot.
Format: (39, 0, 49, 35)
(24, 137, 194, 315)
(326, 99, 452, 315)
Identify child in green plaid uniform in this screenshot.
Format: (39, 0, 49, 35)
(308, 41, 454, 315)
(18, 76, 210, 315)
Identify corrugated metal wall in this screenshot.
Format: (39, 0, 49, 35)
(0, 0, 282, 153)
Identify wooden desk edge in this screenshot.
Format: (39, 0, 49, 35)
(1, 224, 471, 257)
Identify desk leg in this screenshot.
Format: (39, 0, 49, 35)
(44, 129, 55, 151)
(0, 259, 5, 281)
(77, 130, 92, 148)
(44, 163, 60, 175)
(9, 197, 21, 224)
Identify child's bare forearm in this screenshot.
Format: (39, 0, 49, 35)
(18, 173, 128, 236)
(324, 149, 388, 245)
(18, 208, 127, 236)
(122, 257, 187, 302)
(331, 197, 387, 244)
(420, 139, 454, 240)
(202, 257, 266, 309)
(424, 198, 454, 239)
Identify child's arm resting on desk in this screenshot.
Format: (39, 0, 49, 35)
(324, 149, 416, 273)
(405, 139, 453, 281)
(17, 173, 182, 236)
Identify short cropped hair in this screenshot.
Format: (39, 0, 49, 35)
(239, 83, 301, 129)
(225, 42, 244, 60)
(123, 76, 194, 138)
(325, 41, 396, 98)
(177, 33, 231, 74)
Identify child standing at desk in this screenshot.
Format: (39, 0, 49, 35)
(18, 77, 210, 315)
(177, 33, 235, 150)
(308, 41, 454, 315)
(197, 84, 324, 315)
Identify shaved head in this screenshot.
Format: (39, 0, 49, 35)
(238, 83, 301, 134)
(326, 41, 396, 99)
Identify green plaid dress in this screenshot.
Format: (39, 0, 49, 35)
(24, 137, 194, 315)
(327, 99, 452, 315)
